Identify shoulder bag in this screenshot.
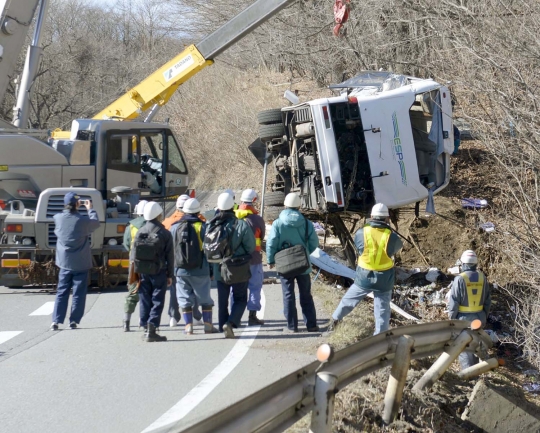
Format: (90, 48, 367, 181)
(274, 219, 310, 278)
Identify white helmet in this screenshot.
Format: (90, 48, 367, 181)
(460, 250, 478, 265)
(143, 202, 163, 221)
(371, 203, 389, 217)
(176, 194, 190, 210)
(240, 189, 258, 203)
(224, 188, 235, 199)
(183, 198, 201, 214)
(284, 193, 301, 208)
(217, 192, 235, 211)
(135, 200, 148, 216)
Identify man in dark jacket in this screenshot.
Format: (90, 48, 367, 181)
(132, 202, 174, 342)
(50, 192, 100, 330)
(266, 193, 319, 333)
(329, 203, 403, 335)
(234, 189, 266, 326)
(211, 192, 255, 338)
(122, 199, 147, 331)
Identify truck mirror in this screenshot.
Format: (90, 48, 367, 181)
(284, 90, 299, 105)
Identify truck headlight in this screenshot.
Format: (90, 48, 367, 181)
(107, 238, 118, 246)
(22, 238, 34, 246)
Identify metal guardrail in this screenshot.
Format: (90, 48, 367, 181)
(157, 320, 493, 433)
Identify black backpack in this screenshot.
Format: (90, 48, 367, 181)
(203, 218, 237, 263)
(133, 225, 162, 275)
(174, 220, 203, 270)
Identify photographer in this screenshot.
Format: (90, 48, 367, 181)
(50, 192, 100, 331)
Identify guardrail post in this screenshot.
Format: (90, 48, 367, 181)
(412, 330, 473, 391)
(457, 358, 502, 380)
(382, 335, 415, 425)
(309, 372, 338, 433)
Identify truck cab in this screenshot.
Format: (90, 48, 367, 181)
(0, 119, 189, 209)
(258, 71, 454, 214)
(0, 187, 132, 288)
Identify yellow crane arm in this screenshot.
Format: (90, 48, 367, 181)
(50, 0, 297, 139)
(94, 45, 213, 121)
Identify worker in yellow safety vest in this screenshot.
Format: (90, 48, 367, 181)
(448, 250, 491, 369)
(328, 203, 403, 335)
(233, 189, 266, 326)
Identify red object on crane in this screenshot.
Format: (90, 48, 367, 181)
(333, 0, 351, 36)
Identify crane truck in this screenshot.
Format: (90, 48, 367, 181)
(0, 0, 299, 288)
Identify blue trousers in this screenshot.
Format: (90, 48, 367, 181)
(332, 283, 392, 335)
(230, 264, 264, 311)
(53, 269, 89, 324)
(280, 273, 317, 330)
(168, 279, 181, 321)
(456, 312, 484, 369)
(139, 271, 168, 327)
(247, 264, 264, 311)
(176, 274, 214, 308)
(217, 280, 248, 331)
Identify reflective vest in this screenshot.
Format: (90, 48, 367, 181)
(130, 224, 139, 248)
(357, 226, 393, 271)
(192, 221, 203, 250)
(234, 208, 262, 252)
(458, 272, 485, 313)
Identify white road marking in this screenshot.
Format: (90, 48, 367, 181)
(29, 301, 55, 316)
(142, 290, 267, 433)
(0, 331, 23, 345)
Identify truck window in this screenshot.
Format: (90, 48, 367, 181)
(409, 90, 440, 188)
(166, 133, 187, 174)
(107, 134, 140, 173)
(140, 132, 164, 161)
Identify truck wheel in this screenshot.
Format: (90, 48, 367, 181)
(263, 191, 285, 206)
(257, 109, 282, 125)
(263, 206, 284, 222)
(259, 123, 285, 142)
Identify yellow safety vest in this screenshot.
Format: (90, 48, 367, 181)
(192, 221, 203, 250)
(235, 208, 262, 252)
(357, 226, 393, 271)
(458, 272, 485, 313)
(130, 224, 139, 248)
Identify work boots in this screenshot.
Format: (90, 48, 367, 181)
(123, 319, 130, 332)
(248, 310, 264, 326)
(182, 307, 193, 335)
(144, 323, 167, 342)
(202, 308, 219, 334)
(223, 322, 235, 339)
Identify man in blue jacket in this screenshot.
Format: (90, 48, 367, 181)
(266, 193, 319, 333)
(329, 203, 403, 335)
(50, 192, 100, 330)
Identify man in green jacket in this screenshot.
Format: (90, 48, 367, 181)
(266, 193, 319, 333)
(211, 192, 255, 338)
(122, 200, 147, 332)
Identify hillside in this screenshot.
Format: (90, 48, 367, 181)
(163, 62, 540, 430)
